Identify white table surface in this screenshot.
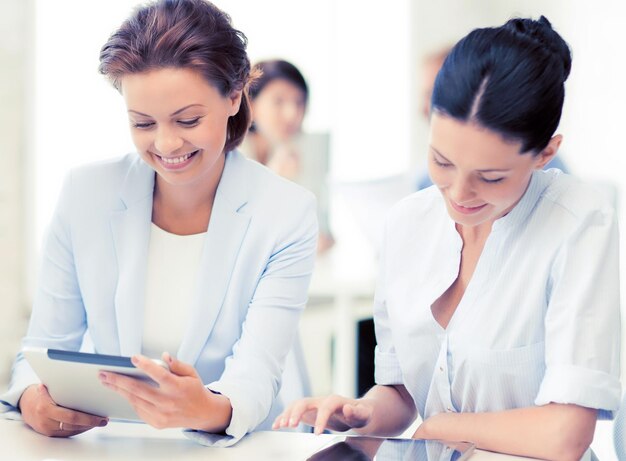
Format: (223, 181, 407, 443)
(1, 419, 536, 461)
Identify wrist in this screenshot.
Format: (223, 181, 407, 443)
(192, 388, 232, 433)
(17, 384, 38, 413)
(414, 412, 450, 440)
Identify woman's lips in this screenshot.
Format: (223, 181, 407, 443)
(450, 199, 488, 214)
(154, 150, 199, 170)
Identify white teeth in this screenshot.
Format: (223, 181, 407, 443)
(161, 152, 193, 164)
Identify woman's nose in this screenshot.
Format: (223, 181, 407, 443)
(448, 176, 476, 203)
(153, 127, 184, 156)
(283, 102, 303, 127)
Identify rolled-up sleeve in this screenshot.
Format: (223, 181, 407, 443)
(374, 223, 403, 386)
(536, 205, 621, 419)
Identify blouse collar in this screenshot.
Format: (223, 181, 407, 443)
(491, 169, 556, 232)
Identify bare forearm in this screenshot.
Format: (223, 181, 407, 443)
(356, 385, 416, 437)
(416, 403, 596, 461)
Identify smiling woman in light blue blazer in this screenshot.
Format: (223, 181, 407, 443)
(0, 0, 317, 447)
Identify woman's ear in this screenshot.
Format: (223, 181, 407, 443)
(228, 90, 243, 116)
(534, 134, 563, 169)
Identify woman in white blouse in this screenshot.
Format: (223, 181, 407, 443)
(274, 16, 620, 461)
(1, 0, 317, 447)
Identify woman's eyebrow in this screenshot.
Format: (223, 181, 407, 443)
(127, 109, 151, 117)
(429, 146, 451, 162)
(170, 104, 206, 116)
(127, 104, 206, 118)
(477, 168, 511, 173)
(430, 145, 511, 172)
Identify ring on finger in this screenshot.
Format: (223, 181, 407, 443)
(59, 421, 64, 431)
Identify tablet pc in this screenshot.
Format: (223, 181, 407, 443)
(23, 347, 169, 422)
(307, 435, 474, 461)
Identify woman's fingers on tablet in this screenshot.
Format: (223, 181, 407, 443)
(286, 399, 312, 428)
(272, 407, 290, 429)
(37, 384, 55, 403)
(273, 396, 358, 434)
(99, 371, 160, 401)
(49, 416, 105, 437)
(99, 373, 158, 411)
(343, 401, 372, 428)
(313, 404, 334, 435)
(23, 385, 106, 437)
(51, 404, 108, 430)
(312, 395, 349, 435)
(130, 354, 172, 384)
(273, 398, 314, 429)
(100, 355, 211, 429)
(162, 353, 199, 379)
(313, 395, 363, 434)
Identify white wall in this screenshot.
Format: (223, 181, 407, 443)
(31, 1, 138, 286)
(0, 0, 31, 385)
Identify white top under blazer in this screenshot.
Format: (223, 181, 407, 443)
(1, 151, 318, 446)
(142, 223, 206, 359)
(374, 169, 621, 422)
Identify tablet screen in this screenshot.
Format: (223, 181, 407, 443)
(47, 349, 135, 367)
(307, 436, 474, 461)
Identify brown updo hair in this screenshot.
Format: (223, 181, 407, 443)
(98, 0, 252, 153)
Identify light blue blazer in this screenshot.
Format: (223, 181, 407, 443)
(1, 151, 318, 445)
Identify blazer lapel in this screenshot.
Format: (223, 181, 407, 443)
(110, 158, 155, 357)
(177, 152, 251, 365)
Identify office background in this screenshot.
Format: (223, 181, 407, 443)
(1, 0, 625, 457)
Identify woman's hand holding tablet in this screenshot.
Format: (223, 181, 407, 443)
(98, 352, 233, 432)
(22, 347, 169, 428)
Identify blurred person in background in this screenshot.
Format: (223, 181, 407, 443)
(241, 59, 334, 253)
(274, 16, 620, 461)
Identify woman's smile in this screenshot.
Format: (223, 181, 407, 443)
(152, 149, 200, 171)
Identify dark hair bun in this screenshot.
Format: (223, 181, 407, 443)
(503, 16, 571, 83)
(431, 15, 572, 153)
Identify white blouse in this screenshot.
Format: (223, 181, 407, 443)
(374, 169, 621, 421)
(143, 224, 206, 359)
